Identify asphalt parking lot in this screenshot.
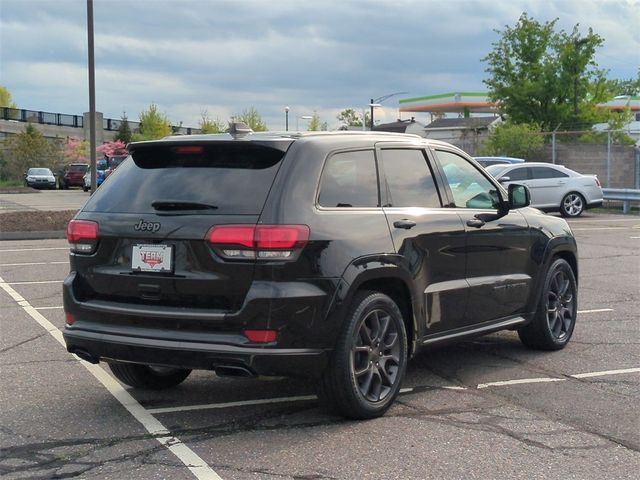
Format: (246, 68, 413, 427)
(0, 213, 638, 479)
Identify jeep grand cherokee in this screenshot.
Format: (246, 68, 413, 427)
(63, 126, 578, 419)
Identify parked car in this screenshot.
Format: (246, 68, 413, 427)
(82, 159, 108, 192)
(474, 156, 526, 167)
(485, 162, 603, 217)
(24, 167, 56, 189)
(58, 163, 89, 189)
(64, 127, 579, 419)
(103, 155, 129, 179)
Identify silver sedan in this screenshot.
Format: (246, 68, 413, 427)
(486, 162, 603, 217)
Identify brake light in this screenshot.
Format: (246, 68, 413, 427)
(244, 329, 277, 343)
(173, 146, 203, 154)
(67, 220, 99, 254)
(206, 224, 309, 260)
(594, 176, 601, 187)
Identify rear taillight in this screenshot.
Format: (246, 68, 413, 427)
(206, 224, 309, 260)
(67, 220, 99, 254)
(594, 176, 601, 187)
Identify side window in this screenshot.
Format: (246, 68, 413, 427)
(531, 167, 568, 179)
(381, 149, 441, 208)
(505, 167, 530, 181)
(318, 150, 379, 208)
(436, 150, 501, 209)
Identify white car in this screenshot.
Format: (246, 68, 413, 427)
(485, 162, 603, 217)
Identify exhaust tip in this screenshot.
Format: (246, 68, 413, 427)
(70, 348, 100, 364)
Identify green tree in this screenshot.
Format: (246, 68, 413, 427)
(0, 123, 62, 181)
(307, 111, 322, 131)
(483, 13, 605, 130)
(235, 107, 267, 132)
(478, 121, 544, 160)
(0, 85, 17, 108)
(115, 113, 132, 144)
(199, 111, 226, 133)
(134, 104, 172, 140)
(337, 108, 363, 127)
(611, 69, 640, 96)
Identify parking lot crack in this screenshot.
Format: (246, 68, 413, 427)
(0, 332, 47, 354)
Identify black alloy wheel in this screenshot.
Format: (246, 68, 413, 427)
(519, 258, 577, 350)
(352, 308, 402, 402)
(318, 291, 407, 419)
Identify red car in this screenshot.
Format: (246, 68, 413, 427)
(58, 163, 89, 189)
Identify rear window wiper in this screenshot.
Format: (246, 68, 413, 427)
(151, 200, 218, 211)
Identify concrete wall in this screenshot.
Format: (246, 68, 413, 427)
(0, 114, 117, 143)
(538, 143, 639, 189)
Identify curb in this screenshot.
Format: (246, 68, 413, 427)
(0, 230, 66, 241)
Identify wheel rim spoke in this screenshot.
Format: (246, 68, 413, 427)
(545, 266, 576, 340)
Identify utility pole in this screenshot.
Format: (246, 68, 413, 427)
(87, 0, 97, 194)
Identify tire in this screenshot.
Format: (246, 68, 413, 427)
(108, 362, 191, 389)
(318, 291, 408, 419)
(518, 258, 577, 350)
(83, 186, 89, 192)
(560, 192, 585, 217)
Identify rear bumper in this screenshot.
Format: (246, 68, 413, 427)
(586, 199, 603, 209)
(64, 328, 327, 377)
(62, 272, 335, 378)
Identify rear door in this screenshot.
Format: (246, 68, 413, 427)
(76, 141, 291, 313)
(528, 166, 569, 208)
(378, 145, 468, 335)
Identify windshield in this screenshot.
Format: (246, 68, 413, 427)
(28, 168, 52, 175)
(485, 165, 510, 177)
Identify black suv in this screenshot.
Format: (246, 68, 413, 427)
(63, 128, 578, 419)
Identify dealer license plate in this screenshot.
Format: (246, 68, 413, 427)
(132, 244, 173, 273)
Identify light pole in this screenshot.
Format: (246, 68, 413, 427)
(285, 106, 289, 131)
(297, 115, 312, 131)
(86, 0, 97, 194)
(370, 91, 408, 129)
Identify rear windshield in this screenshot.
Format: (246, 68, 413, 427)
(83, 143, 286, 215)
(69, 164, 88, 173)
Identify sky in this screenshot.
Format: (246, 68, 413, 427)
(1, 0, 639, 130)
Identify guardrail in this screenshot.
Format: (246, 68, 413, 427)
(602, 188, 640, 214)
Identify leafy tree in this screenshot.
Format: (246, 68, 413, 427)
(96, 140, 128, 158)
(483, 13, 604, 130)
(199, 111, 226, 133)
(235, 107, 267, 132)
(336, 108, 370, 127)
(115, 113, 132, 144)
(134, 104, 172, 140)
(0, 123, 62, 180)
(611, 69, 640, 96)
(63, 137, 89, 162)
(307, 111, 322, 131)
(478, 121, 544, 160)
(0, 85, 17, 108)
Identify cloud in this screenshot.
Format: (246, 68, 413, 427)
(1, 0, 638, 130)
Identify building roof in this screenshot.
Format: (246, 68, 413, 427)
(596, 96, 640, 111)
(425, 116, 498, 130)
(399, 92, 496, 114)
(372, 118, 425, 133)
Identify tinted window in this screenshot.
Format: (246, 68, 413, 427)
(382, 149, 440, 208)
(318, 150, 378, 208)
(83, 143, 286, 215)
(69, 164, 88, 173)
(436, 150, 501, 209)
(504, 167, 530, 181)
(28, 168, 51, 175)
(531, 167, 568, 179)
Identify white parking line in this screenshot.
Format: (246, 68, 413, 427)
(477, 377, 565, 389)
(0, 261, 68, 267)
(571, 368, 640, 379)
(34, 306, 64, 310)
(147, 395, 318, 415)
(0, 247, 69, 252)
(7, 280, 63, 285)
(578, 308, 614, 314)
(0, 276, 222, 480)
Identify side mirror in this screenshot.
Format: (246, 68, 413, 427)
(508, 183, 530, 209)
(498, 176, 511, 183)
